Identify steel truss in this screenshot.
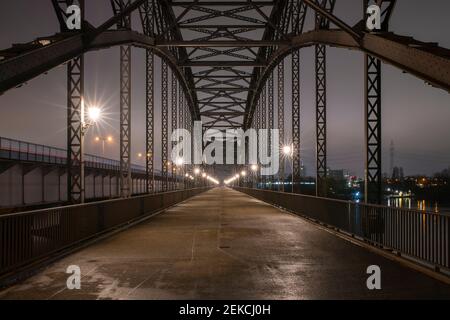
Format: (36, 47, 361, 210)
(363, 0, 394, 203)
(291, 0, 307, 194)
(67, 55, 84, 203)
(53, 0, 86, 204)
(140, 0, 155, 193)
(277, 59, 285, 192)
(261, 82, 266, 188)
(171, 70, 178, 190)
(315, 0, 335, 197)
(111, 0, 133, 197)
(161, 60, 169, 192)
(267, 71, 274, 187)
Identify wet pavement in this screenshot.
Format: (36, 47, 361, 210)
(1, 187, 450, 299)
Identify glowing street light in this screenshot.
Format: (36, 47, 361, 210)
(94, 135, 113, 156)
(241, 171, 247, 176)
(251, 164, 258, 172)
(88, 107, 101, 122)
(194, 168, 201, 175)
(282, 144, 292, 156)
(282, 144, 294, 192)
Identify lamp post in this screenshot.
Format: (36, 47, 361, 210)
(282, 144, 293, 193)
(81, 104, 102, 203)
(251, 164, 258, 189)
(95, 135, 113, 156)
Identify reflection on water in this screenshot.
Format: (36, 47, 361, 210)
(386, 197, 450, 213)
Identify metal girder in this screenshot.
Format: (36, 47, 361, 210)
(171, 70, 178, 190)
(314, 0, 335, 197)
(172, 2, 275, 6)
(365, 54, 382, 204)
(161, 60, 169, 192)
(267, 70, 274, 186)
(277, 58, 284, 192)
(157, 41, 287, 47)
(67, 55, 84, 204)
(315, 43, 327, 197)
(181, 61, 266, 67)
(291, 0, 307, 194)
(364, 0, 385, 204)
(141, 0, 154, 193)
(113, 0, 133, 198)
(63, 0, 85, 204)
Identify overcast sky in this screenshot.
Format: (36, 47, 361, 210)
(0, 0, 449, 177)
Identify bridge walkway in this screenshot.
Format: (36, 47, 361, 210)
(1, 187, 449, 299)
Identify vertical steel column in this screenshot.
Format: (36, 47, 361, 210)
(291, 51, 301, 194)
(179, 82, 185, 189)
(66, 0, 85, 204)
(261, 84, 266, 189)
(67, 56, 84, 203)
(142, 0, 154, 194)
(365, 56, 382, 204)
(161, 60, 169, 192)
(315, 44, 327, 197)
(171, 71, 178, 190)
(314, 0, 335, 197)
(256, 98, 261, 189)
(119, 44, 132, 197)
(115, 0, 132, 198)
(268, 71, 274, 189)
(145, 48, 154, 193)
(291, 1, 301, 194)
(364, 2, 382, 204)
(278, 59, 285, 192)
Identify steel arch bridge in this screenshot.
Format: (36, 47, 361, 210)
(1, 0, 449, 205)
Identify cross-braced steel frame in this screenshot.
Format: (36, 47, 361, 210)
(291, 0, 307, 194)
(171, 70, 178, 190)
(161, 60, 169, 192)
(4, 0, 449, 201)
(54, 0, 85, 204)
(315, 0, 336, 197)
(277, 59, 285, 192)
(140, 0, 155, 194)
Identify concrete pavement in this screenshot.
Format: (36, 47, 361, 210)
(1, 187, 450, 299)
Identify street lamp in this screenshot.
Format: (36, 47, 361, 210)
(94, 135, 112, 156)
(80, 103, 102, 203)
(282, 144, 294, 192)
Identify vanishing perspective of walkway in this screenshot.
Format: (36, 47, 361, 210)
(1, 188, 449, 300)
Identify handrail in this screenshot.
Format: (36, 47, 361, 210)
(234, 187, 450, 272)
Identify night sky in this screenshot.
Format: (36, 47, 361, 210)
(0, 0, 449, 177)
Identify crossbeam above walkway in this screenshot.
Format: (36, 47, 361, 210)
(1, 188, 449, 299)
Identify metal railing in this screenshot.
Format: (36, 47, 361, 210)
(0, 136, 151, 174)
(234, 187, 450, 271)
(0, 187, 209, 281)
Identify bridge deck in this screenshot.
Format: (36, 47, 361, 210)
(1, 187, 450, 299)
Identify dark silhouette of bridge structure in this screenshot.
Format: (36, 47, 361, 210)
(0, 0, 450, 299)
